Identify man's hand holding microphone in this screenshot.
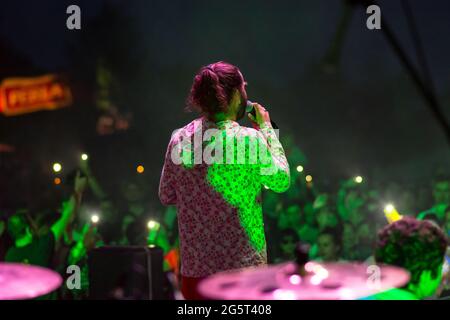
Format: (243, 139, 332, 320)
(246, 101, 277, 130)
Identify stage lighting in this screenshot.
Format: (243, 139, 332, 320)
(384, 204, 402, 224)
(137, 165, 144, 174)
(91, 214, 100, 224)
(296, 165, 304, 173)
(354, 176, 363, 184)
(147, 220, 161, 245)
(289, 274, 301, 285)
(305, 175, 313, 183)
(54, 177, 61, 185)
(384, 204, 395, 214)
(81, 153, 88, 161)
(147, 220, 159, 230)
(273, 289, 296, 300)
(53, 163, 62, 173)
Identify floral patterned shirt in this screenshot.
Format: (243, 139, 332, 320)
(159, 117, 290, 277)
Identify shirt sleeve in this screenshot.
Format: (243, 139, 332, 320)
(257, 123, 290, 193)
(159, 138, 178, 205)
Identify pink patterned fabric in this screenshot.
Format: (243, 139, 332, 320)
(159, 117, 290, 277)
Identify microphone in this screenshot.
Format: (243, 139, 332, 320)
(246, 100, 278, 129)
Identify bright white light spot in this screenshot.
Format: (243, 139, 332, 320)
(91, 215, 99, 224)
(289, 274, 302, 285)
(310, 275, 323, 286)
(147, 220, 157, 229)
(273, 289, 296, 300)
(316, 268, 329, 279)
(385, 204, 395, 214)
(53, 163, 62, 173)
(81, 153, 88, 161)
(338, 288, 354, 300)
(354, 176, 363, 184)
(305, 262, 316, 273)
(296, 165, 304, 173)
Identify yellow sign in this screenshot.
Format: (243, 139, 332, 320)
(0, 75, 72, 116)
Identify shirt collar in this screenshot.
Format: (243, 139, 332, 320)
(200, 116, 240, 130)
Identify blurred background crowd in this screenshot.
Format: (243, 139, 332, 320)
(1, 136, 449, 299)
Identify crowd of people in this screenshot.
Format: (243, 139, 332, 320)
(0, 135, 449, 299)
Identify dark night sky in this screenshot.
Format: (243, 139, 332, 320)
(0, 0, 449, 204)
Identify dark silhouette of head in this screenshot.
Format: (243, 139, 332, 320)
(375, 217, 448, 299)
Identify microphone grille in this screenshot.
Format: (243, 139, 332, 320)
(246, 100, 254, 113)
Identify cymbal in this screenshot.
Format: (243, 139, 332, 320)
(0, 263, 63, 300)
(199, 262, 410, 300)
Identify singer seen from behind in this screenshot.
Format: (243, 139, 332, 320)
(159, 61, 290, 299)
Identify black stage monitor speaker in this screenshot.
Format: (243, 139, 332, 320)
(88, 246, 165, 300)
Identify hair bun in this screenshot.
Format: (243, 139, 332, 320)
(186, 61, 243, 118)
